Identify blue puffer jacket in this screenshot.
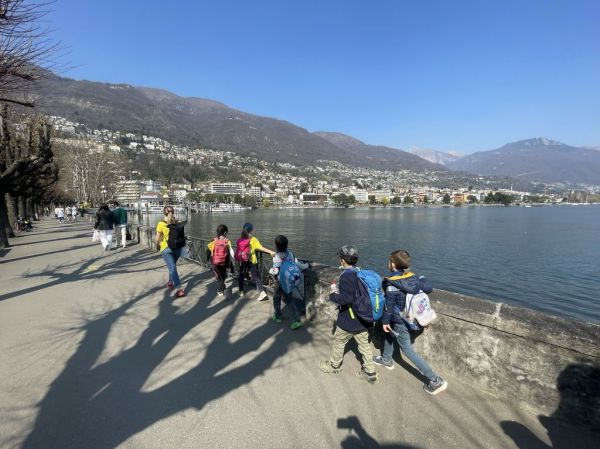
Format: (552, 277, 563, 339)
(381, 270, 433, 325)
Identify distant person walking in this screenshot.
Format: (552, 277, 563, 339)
(155, 206, 186, 298)
(56, 206, 65, 223)
(112, 202, 128, 249)
(65, 206, 72, 223)
(94, 204, 116, 251)
(71, 205, 78, 222)
(236, 222, 275, 301)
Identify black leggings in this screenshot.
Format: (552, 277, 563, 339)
(238, 262, 264, 292)
(212, 264, 228, 292)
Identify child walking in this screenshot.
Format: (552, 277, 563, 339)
(207, 224, 235, 295)
(320, 245, 379, 385)
(373, 250, 447, 395)
(236, 222, 275, 301)
(269, 235, 309, 330)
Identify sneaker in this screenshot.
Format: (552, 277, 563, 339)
(356, 369, 379, 385)
(372, 355, 394, 370)
(175, 289, 185, 298)
(217, 290, 225, 296)
(167, 281, 175, 290)
(290, 321, 302, 330)
(271, 314, 282, 323)
(256, 291, 269, 302)
(423, 377, 448, 395)
(319, 360, 342, 374)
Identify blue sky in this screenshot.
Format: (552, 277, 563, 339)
(47, 0, 600, 153)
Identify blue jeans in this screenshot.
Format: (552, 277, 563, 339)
(273, 285, 300, 322)
(381, 321, 437, 381)
(238, 262, 264, 292)
(161, 247, 183, 288)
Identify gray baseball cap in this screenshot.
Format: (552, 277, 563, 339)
(338, 245, 359, 258)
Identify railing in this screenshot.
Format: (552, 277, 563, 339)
(140, 226, 301, 293)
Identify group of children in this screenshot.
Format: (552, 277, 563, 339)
(202, 222, 448, 395)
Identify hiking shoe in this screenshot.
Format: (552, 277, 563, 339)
(272, 314, 282, 323)
(257, 291, 269, 302)
(290, 321, 302, 330)
(356, 369, 379, 385)
(167, 281, 175, 290)
(373, 356, 394, 370)
(424, 377, 448, 395)
(175, 289, 185, 298)
(319, 360, 342, 374)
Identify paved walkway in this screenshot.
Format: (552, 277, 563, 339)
(0, 220, 597, 449)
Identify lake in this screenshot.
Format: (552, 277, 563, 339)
(145, 205, 600, 323)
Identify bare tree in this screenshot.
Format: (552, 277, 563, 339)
(0, 0, 60, 107)
(0, 105, 55, 247)
(56, 141, 128, 206)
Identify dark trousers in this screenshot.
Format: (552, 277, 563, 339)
(273, 284, 300, 322)
(212, 264, 227, 292)
(239, 262, 264, 292)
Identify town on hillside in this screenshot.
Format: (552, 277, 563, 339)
(51, 116, 598, 210)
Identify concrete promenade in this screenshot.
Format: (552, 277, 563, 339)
(0, 220, 597, 449)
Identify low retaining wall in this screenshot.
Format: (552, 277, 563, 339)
(303, 264, 600, 427)
(136, 228, 600, 426)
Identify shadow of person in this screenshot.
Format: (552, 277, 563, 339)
(338, 415, 421, 449)
(20, 275, 313, 449)
(501, 364, 600, 449)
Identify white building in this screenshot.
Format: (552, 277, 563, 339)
(350, 189, 368, 203)
(209, 183, 245, 195)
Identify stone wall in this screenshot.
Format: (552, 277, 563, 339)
(303, 263, 600, 427)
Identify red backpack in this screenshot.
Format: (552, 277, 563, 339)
(211, 238, 229, 266)
(235, 238, 251, 263)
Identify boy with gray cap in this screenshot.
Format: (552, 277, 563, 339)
(319, 245, 379, 384)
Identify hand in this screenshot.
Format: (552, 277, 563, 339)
(382, 324, 391, 333)
(330, 283, 338, 293)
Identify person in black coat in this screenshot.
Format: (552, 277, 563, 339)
(94, 204, 116, 251)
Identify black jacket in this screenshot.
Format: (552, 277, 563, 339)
(94, 209, 116, 231)
(329, 269, 373, 333)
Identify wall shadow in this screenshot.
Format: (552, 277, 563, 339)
(501, 364, 600, 449)
(19, 276, 312, 449)
(338, 416, 421, 449)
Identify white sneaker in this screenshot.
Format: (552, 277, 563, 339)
(257, 291, 269, 302)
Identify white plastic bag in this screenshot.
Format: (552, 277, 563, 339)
(92, 230, 100, 243)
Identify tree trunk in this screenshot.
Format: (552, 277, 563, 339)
(5, 194, 17, 237)
(0, 194, 11, 248)
(17, 196, 25, 219)
(25, 197, 33, 219)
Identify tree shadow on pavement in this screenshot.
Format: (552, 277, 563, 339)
(338, 416, 421, 449)
(501, 364, 600, 449)
(0, 243, 92, 265)
(0, 249, 161, 302)
(19, 276, 312, 449)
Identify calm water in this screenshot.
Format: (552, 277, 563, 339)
(147, 206, 600, 323)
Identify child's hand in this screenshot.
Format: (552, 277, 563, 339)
(382, 324, 392, 333)
(330, 282, 338, 293)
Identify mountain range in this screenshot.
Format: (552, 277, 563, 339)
(448, 138, 600, 185)
(35, 74, 443, 173)
(33, 73, 598, 185)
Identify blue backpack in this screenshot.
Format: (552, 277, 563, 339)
(353, 268, 384, 322)
(278, 252, 302, 295)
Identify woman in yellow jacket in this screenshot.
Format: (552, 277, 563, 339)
(154, 206, 185, 298)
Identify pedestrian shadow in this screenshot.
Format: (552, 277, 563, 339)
(18, 277, 312, 449)
(338, 416, 421, 449)
(501, 364, 600, 449)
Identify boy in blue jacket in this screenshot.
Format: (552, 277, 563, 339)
(319, 246, 379, 385)
(373, 249, 447, 395)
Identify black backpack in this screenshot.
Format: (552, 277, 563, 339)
(166, 222, 186, 249)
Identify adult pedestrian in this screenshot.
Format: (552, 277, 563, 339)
(94, 204, 116, 251)
(56, 206, 65, 223)
(71, 204, 78, 222)
(112, 201, 128, 249)
(155, 206, 186, 298)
